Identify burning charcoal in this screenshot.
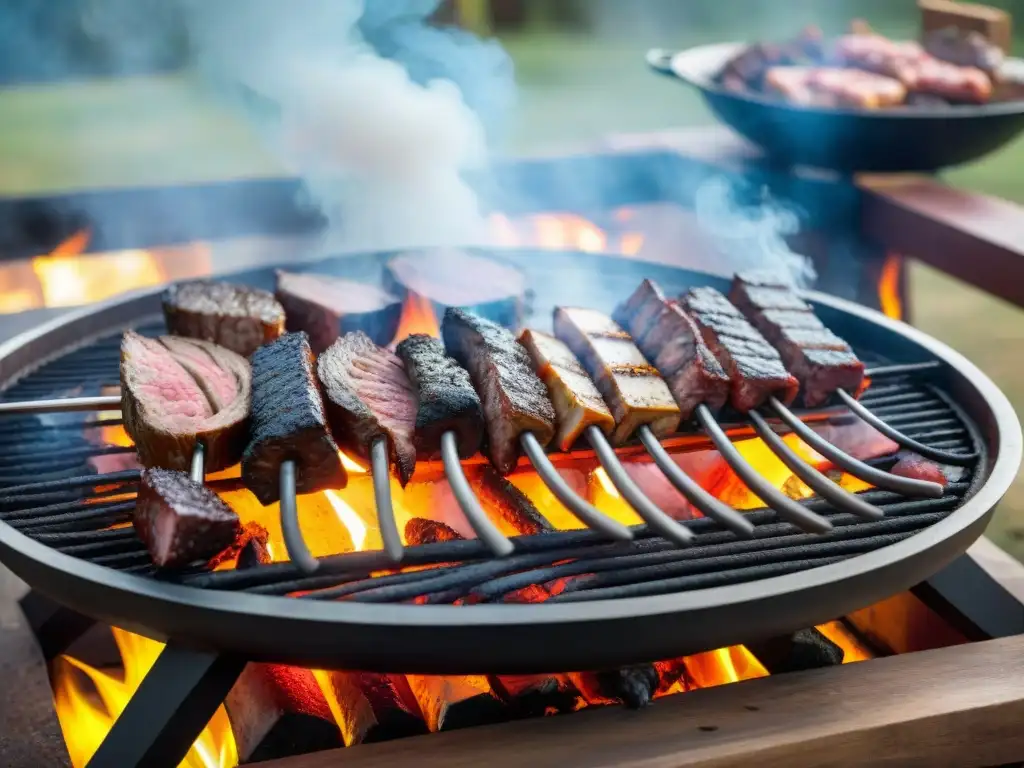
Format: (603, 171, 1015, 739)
(318, 332, 418, 486)
(519, 329, 615, 451)
(317, 672, 427, 746)
(121, 332, 251, 472)
(405, 518, 463, 545)
(385, 249, 527, 329)
(486, 675, 579, 718)
(891, 453, 949, 486)
(475, 466, 554, 536)
(162, 280, 285, 357)
(554, 307, 680, 444)
(242, 333, 348, 505)
(275, 270, 403, 354)
(134, 468, 241, 568)
(404, 675, 507, 732)
(569, 665, 661, 710)
(745, 628, 845, 674)
(396, 334, 484, 461)
(207, 521, 271, 570)
(442, 308, 555, 474)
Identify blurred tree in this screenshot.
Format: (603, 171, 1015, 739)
(453, 0, 493, 36)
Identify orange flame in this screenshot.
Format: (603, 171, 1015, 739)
(487, 209, 645, 256)
(392, 292, 441, 342)
(878, 253, 903, 320)
(53, 628, 237, 768)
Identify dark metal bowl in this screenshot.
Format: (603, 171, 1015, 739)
(648, 42, 1024, 173)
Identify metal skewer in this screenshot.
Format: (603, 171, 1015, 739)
(441, 431, 515, 557)
(370, 437, 405, 563)
(189, 442, 206, 484)
(279, 459, 320, 574)
(586, 426, 694, 546)
(696, 405, 832, 534)
(747, 410, 883, 521)
(636, 425, 755, 537)
(0, 394, 122, 414)
(836, 389, 978, 466)
(519, 432, 633, 541)
(768, 397, 944, 497)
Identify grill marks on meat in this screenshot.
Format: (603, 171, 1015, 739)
(553, 307, 680, 444)
(518, 329, 614, 451)
(442, 308, 555, 475)
(135, 468, 241, 568)
(395, 334, 483, 461)
(729, 273, 865, 407)
(616, 280, 731, 418)
(317, 332, 417, 486)
(680, 287, 799, 412)
(163, 281, 285, 358)
(275, 270, 403, 354)
(121, 331, 251, 472)
(242, 332, 348, 505)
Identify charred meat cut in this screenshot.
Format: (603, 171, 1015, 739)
(121, 332, 251, 472)
(275, 270, 403, 354)
(163, 281, 285, 358)
(442, 308, 555, 475)
(475, 465, 555, 536)
(242, 332, 347, 505)
(404, 518, 463, 545)
(891, 454, 948, 486)
(553, 307, 680, 444)
(317, 332, 417, 486)
(518, 329, 614, 451)
(679, 288, 799, 412)
(134, 468, 241, 568)
(612, 279, 670, 345)
(764, 66, 907, 108)
(729, 273, 865, 407)
(395, 334, 483, 461)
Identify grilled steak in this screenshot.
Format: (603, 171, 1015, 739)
(891, 454, 948, 486)
(395, 334, 483, 461)
(553, 307, 680, 444)
(404, 518, 463, 545)
(163, 280, 285, 358)
(121, 332, 251, 472)
(275, 270, 403, 354)
(135, 468, 241, 568)
(242, 332, 348, 505)
(679, 288, 799, 412)
(612, 279, 671, 344)
(518, 329, 614, 451)
(442, 308, 555, 475)
(317, 332, 417, 486)
(730, 273, 865, 407)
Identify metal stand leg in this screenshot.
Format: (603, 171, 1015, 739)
(86, 644, 245, 768)
(18, 589, 97, 661)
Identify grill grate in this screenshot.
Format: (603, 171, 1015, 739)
(0, 320, 983, 605)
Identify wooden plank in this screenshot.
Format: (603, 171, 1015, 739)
(967, 536, 1024, 607)
(858, 175, 1024, 308)
(259, 635, 1024, 768)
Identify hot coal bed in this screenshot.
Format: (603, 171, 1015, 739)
(0, 139, 1022, 768)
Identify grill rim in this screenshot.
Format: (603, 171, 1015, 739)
(0, 253, 1017, 673)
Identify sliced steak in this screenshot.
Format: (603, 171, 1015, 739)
(163, 280, 285, 358)
(519, 329, 614, 451)
(242, 332, 348, 504)
(121, 331, 251, 472)
(395, 334, 483, 461)
(442, 308, 555, 475)
(729, 273, 865, 407)
(275, 270, 403, 354)
(135, 468, 241, 568)
(553, 307, 680, 444)
(612, 279, 670, 346)
(679, 288, 799, 412)
(317, 332, 417, 487)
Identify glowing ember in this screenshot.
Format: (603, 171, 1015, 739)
(817, 620, 875, 663)
(878, 253, 904, 320)
(53, 628, 237, 768)
(685, 645, 768, 688)
(392, 292, 441, 341)
(325, 490, 369, 552)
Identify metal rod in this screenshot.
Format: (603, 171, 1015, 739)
(836, 389, 978, 466)
(0, 395, 121, 414)
(279, 459, 319, 575)
(863, 361, 941, 378)
(440, 431, 514, 557)
(586, 426, 694, 546)
(370, 436, 404, 564)
(519, 432, 633, 541)
(768, 397, 944, 498)
(637, 425, 755, 538)
(189, 442, 205, 484)
(748, 410, 884, 521)
(695, 405, 833, 534)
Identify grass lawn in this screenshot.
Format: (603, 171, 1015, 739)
(0, 25, 1022, 558)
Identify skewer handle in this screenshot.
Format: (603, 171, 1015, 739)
(189, 443, 206, 485)
(370, 437, 404, 564)
(279, 460, 320, 574)
(441, 431, 514, 557)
